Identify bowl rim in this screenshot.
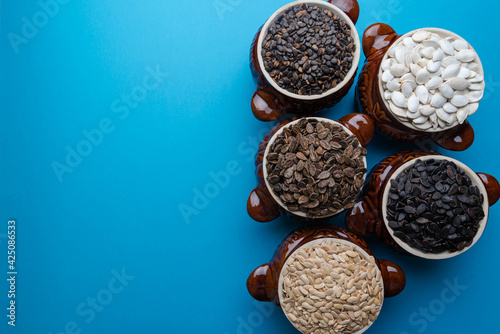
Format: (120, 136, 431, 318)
(277, 237, 384, 334)
(262, 117, 367, 219)
(257, 0, 361, 100)
(378, 27, 485, 133)
(381, 155, 489, 260)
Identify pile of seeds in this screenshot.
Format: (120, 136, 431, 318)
(381, 30, 484, 131)
(261, 3, 356, 95)
(280, 239, 384, 334)
(386, 159, 485, 253)
(266, 118, 367, 217)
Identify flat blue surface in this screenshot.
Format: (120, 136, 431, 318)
(1, 1, 499, 333)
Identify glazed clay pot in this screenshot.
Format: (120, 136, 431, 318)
(250, 0, 361, 122)
(356, 24, 482, 151)
(247, 225, 406, 331)
(247, 114, 374, 222)
(345, 150, 500, 259)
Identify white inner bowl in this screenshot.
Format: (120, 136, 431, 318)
(278, 238, 384, 334)
(378, 27, 484, 132)
(263, 117, 367, 219)
(257, 0, 361, 100)
(381, 155, 489, 260)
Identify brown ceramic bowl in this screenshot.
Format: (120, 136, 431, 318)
(250, 0, 361, 122)
(356, 24, 484, 151)
(345, 150, 500, 259)
(247, 114, 374, 223)
(247, 225, 406, 333)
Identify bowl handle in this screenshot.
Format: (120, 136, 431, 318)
(362, 23, 398, 58)
(251, 90, 287, 122)
(345, 198, 380, 236)
(477, 173, 500, 206)
(328, 0, 359, 24)
(338, 113, 375, 147)
(431, 120, 475, 151)
(377, 259, 406, 297)
(247, 186, 280, 222)
(247, 264, 274, 302)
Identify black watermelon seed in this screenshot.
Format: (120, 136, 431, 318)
(458, 195, 468, 203)
(416, 217, 429, 224)
(404, 206, 416, 214)
(405, 181, 412, 194)
(442, 195, 452, 203)
(394, 231, 406, 240)
(388, 221, 400, 229)
(390, 193, 400, 200)
(416, 204, 427, 215)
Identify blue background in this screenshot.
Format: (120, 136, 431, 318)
(1, 0, 499, 333)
